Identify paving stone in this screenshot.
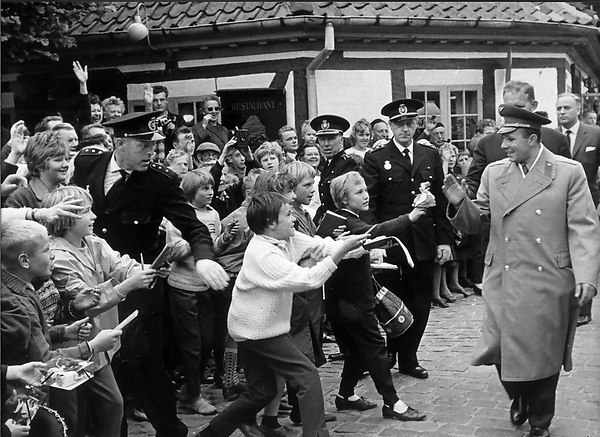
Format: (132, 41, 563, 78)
(127, 296, 599, 436)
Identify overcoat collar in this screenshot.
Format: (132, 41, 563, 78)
(496, 147, 557, 217)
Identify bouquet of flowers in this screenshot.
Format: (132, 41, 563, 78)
(412, 181, 436, 208)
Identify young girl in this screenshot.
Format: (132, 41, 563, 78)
(299, 144, 323, 219)
(45, 186, 158, 437)
(326, 171, 427, 422)
(165, 148, 190, 181)
(345, 118, 372, 167)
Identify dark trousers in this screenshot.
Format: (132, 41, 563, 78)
(114, 305, 187, 437)
(169, 286, 215, 398)
(380, 260, 434, 369)
(496, 365, 560, 429)
(329, 309, 399, 407)
(210, 284, 233, 378)
(50, 365, 123, 437)
(209, 334, 330, 437)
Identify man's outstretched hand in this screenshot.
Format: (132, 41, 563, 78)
(442, 174, 468, 207)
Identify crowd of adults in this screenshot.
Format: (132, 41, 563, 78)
(1, 60, 600, 437)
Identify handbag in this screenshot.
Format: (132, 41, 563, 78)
(372, 276, 413, 338)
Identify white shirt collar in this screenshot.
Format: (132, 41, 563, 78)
(562, 121, 580, 137)
(518, 145, 545, 178)
(393, 138, 413, 155)
(108, 153, 130, 175)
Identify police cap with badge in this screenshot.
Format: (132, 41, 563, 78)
(381, 99, 424, 121)
(103, 111, 166, 141)
(497, 104, 551, 134)
(310, 115, 350, 136)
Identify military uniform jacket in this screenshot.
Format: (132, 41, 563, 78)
(72, 149, 214, 263)
(314, 150, 358, 224)
(361, 140, 454, 262)
(449, 148, 600, 381)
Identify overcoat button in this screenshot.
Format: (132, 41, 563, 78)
(505, 237, 509, 243)
(102, 228, 107, 234)
(535, 209, 541, 215)
(538, 266, 543, 272)
(388, 177, 392, 181)
(134, 220, 139, 225)
(504, 265, 509, 270)
(536, 238, 541, 243)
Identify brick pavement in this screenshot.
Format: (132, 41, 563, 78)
(128, 294, 600, 436)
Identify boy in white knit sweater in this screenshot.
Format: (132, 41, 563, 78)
(197, 192, 367, 437)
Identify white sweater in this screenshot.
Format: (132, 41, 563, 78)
(227, 232, 338, 342)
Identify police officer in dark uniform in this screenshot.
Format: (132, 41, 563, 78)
(72, 111, 229, 437)
(312, 115, 358, 224)
(361, 99, 454, 380)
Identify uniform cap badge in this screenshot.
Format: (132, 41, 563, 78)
(398, 104, 408, 115)
(321, 119, 330, 130)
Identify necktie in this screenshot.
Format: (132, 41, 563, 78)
(521, 164, 528, 175)
(401, 148, 411, 165)
(105, 169, 128, 203)
(565, 130, 573, 154)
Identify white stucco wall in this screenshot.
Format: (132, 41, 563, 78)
(315, 70, 392, 129)
(494, 68, 559, 127)
(405, 69, 483, 86)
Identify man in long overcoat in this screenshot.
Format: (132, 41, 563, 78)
(443, 104, 600, 437)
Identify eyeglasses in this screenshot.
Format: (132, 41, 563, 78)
(205, 107, 221, 112)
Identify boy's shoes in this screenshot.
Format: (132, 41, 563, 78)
(335, 396, 377, 411)
(239, 423, 267, 437)
(259, 424, 299, 437)
(290, 408, 337, 425)
(328, 352, 346, 361)
(222, 382, 247, 401)
(382, 405, 426, 421)
(180, 395, 217, 415)
(577, 314, 592, 326)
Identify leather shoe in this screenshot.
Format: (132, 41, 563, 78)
(472, 284, 482, 296)
(398, 366, 429, 379)
(335, 396, 377, 411)
(290, 409, 336, 425)
(528, 426, 550, 437)
(328, 352, 346, 361)
(382, 405, 426, 421)
(238, 423, 267, 437)
(510, 397, 528, 426)
(577, 314, 592, 326)
(432, 298, 449, 308)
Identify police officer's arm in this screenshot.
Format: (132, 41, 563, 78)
(360, 152, 379, 224)
(159, 179, 229, 289)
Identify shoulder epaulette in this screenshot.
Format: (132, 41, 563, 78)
(416, 139, 437, 150)
(368, 142, 387, 153)
(78, 147, 106, 156)
(149, 162, 177, 179)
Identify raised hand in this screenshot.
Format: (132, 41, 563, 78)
(72, 61, 88, 84)
(442, 173, 468, 206)
(38, 197, 84, 224)
(89, 329, 122, 353)
(65, 317, 92, 340)
(1, 174, 27, 196)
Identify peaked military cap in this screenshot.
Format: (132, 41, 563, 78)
(103, 110, 165, 141)
(497, 104, 551, 134)
(311, 115, 350, 136)
(381, 99, 424, 121)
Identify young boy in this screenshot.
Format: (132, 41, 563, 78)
(165, 148, 190, 180)
(1, 220, 122, 434)
(197, 191, 368, 437)
(166, 169, 223, 415)
(212, 169, 263, 401)
(255, 142, 283, 171)
(326, 171, 426, 422)
(43, 186, 159, 437)
(223, 147, 246, 181)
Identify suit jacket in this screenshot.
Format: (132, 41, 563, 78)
(449, 148, 600, 381)
(191, 122, 229, 150)
(72, 148, 214, 314)
(561, 123, 600, 206)
(466, 127, 570, 197)
(326, 208, 412, 319)
(361, 140, 454, 262)
(314, 150, 358, 224)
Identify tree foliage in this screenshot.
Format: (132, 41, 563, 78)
(1, 2, 107, 63)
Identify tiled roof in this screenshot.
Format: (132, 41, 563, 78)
(71, 2, 598, 35)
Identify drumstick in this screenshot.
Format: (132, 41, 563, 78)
(366, 224, 377, 235)
(115, 310, 138, 331)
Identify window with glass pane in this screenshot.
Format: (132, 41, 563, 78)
(450, 89, 480, 150)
